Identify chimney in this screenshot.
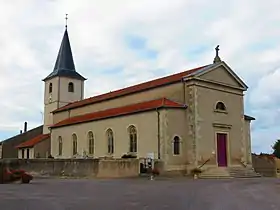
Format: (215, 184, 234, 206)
(24, 122, 27, 133)
(20, 130, 22, 134)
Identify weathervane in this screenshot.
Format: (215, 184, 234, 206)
(65, 14, 68, 29)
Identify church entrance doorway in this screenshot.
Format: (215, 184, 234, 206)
(216, 133, 228, 167)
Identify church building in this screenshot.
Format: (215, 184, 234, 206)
(11, 24, 255, 174)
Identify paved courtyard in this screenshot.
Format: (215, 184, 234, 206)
(1, 177, 280, 209)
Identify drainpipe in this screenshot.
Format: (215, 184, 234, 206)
(156, 108, 160, 159)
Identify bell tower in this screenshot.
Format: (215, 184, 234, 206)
(42, 16, 86, 134)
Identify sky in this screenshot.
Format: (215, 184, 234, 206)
(0, 0, 279, 153)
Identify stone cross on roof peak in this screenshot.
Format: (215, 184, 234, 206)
(213, 45, 222, 64)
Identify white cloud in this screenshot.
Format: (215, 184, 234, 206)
(250, 69, 280, 106)
(0, 0, 280, 152)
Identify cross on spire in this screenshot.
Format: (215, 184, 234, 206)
(65, 14, 68, 29)
(213, 45, 222, 63)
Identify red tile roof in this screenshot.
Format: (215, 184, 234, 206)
(51, 98, 186, 128)
(53, 65, 209, 113)
(15, 134, 50, 148)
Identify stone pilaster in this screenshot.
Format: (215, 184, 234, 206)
(187, 85, 197, 166)
(247, 122, 252, 164)
(240, 115, 246, 165)
(193, 85, 199, 166)
(161, 109, 168, 167)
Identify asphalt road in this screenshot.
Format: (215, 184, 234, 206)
(0, 177, 280, 210)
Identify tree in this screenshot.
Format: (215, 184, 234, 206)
(272, 139, 280, 158)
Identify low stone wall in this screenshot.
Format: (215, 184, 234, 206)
(0, 163, 3, 183)
(252, 154, 276, 177)
(97, 159, 139, 178)
(154, 160, 187, 176)
(274, 158, 280, 177)
(0, 158, 140, 178)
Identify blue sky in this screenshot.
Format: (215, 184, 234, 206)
(0, 0, 280, 153)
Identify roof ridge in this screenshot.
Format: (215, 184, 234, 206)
(51, 97, 186, 128)
(66, 97, 167, 118)
(15, 133, 50, 148)
(53, 64, 210, 113)
(1, 125, 44, 142)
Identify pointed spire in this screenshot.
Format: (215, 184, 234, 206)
(43, 15, 86, 81)
(213, 45, 222, 64)
(53, 28, 75, 72)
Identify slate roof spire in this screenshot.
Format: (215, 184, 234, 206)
(43, 15, 86, 81)
(53, 28, 76, 72)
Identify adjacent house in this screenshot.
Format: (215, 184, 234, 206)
(1, 124, 43, 158)
(16, 134, 50, 159)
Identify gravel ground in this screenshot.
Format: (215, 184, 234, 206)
(0, 177, 280, 210)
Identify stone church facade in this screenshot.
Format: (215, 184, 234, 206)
(11, 26, 255, 173)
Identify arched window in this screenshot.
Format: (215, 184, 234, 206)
(72, 134, 78, 155)
(128, 125, 137, 153)
(49, 83, 53, 93)
(68, 82, 74, 92)
(88, 131, 94, 155)
(173, 136, 180, 155)
(106, 129, 114, 154)
(215, 101, 226, 111)
(58, 136, 63, 156)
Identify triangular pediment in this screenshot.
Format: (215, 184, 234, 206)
(194, 62, 248, 90)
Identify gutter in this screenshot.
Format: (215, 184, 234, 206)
(156, 108, 160, 159)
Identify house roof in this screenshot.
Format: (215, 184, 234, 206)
(15, 134, 50, 149)
(43, 29, 86, 81)
(53, 64, 212, 113)
(51, 98, 186, 129)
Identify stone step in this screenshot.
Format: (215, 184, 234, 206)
(199, 175, 232, 179)
(199, 167, 231, 179)
(229, 175, 261, 178)
(227, 167, 262, 178)
(198, 167, 262, 179)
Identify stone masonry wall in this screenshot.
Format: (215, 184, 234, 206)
(252, 154, 276, 177)
(0, 158, 140, 178)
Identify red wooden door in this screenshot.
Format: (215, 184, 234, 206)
(217, 133, 228, 167)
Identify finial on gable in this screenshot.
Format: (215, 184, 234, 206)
(213, 45, 222, 64)
(65, 14, 68, 29)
